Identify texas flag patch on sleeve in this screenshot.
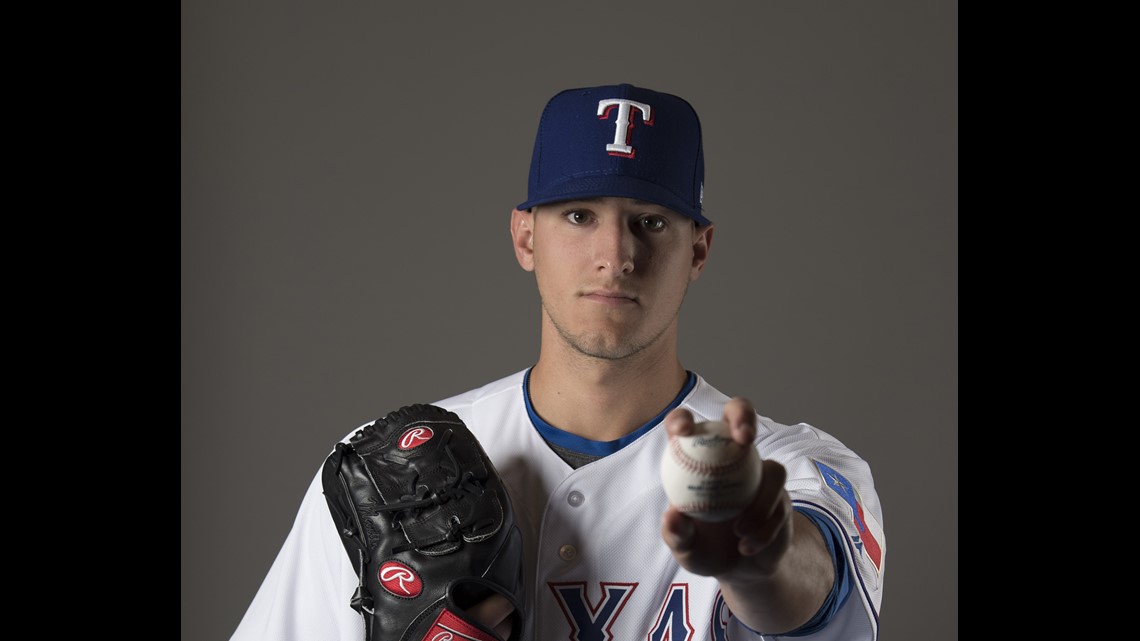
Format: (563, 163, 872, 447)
(814, 460, 884, 574)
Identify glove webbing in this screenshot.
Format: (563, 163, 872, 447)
(372, 429, 496, 555)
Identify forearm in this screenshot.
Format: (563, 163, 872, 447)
(719, 511, 834, 635)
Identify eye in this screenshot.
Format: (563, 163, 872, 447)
(639, 215, 668, 232)
(563, 210, 592, 225)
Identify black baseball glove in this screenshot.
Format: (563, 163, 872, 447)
(322, 403, 525, 641)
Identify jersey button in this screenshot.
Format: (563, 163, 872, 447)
(567, 491, 585, 507)
(558, 544, 577, 562)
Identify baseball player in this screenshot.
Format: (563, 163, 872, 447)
(230, 83, 885, 640)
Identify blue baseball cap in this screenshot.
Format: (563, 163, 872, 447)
(517, 83, 710, 225)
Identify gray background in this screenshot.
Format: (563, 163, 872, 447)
(182, 2, 957, 640)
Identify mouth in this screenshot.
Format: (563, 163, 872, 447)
(581, 289, 638, 306)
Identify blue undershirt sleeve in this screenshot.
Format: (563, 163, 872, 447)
(780, 506, 851, 637)
(734, 506, 851, 637)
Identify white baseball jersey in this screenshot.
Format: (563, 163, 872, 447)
(230, 369, 885, 640)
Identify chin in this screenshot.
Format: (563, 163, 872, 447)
(566, 330, 658, 361)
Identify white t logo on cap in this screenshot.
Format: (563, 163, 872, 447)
(598, 98, 652, 158)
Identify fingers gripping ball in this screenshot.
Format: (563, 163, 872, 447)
(661, 420, 763, 522)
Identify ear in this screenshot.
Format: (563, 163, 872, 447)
(689, 223, 713, 282)
(510, 208, 535, 272)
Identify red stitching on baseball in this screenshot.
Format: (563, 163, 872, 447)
(668, 435, 749, 476)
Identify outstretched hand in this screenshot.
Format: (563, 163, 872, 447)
(660, 397, 794, 584)
(661, 398, 834, 634)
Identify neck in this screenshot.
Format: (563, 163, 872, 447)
(528, 325, 689, 442)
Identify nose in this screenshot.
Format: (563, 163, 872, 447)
(592, 216, 636, 275)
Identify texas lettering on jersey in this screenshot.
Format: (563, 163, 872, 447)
(549, 582, 725, 641)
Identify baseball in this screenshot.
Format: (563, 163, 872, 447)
(660, 420, 763, 522)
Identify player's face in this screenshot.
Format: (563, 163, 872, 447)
(511, 197, 712, 361)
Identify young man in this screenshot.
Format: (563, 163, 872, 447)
(231, 83, 885, 640)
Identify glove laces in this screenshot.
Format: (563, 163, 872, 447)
(376, 431, 494, 554)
